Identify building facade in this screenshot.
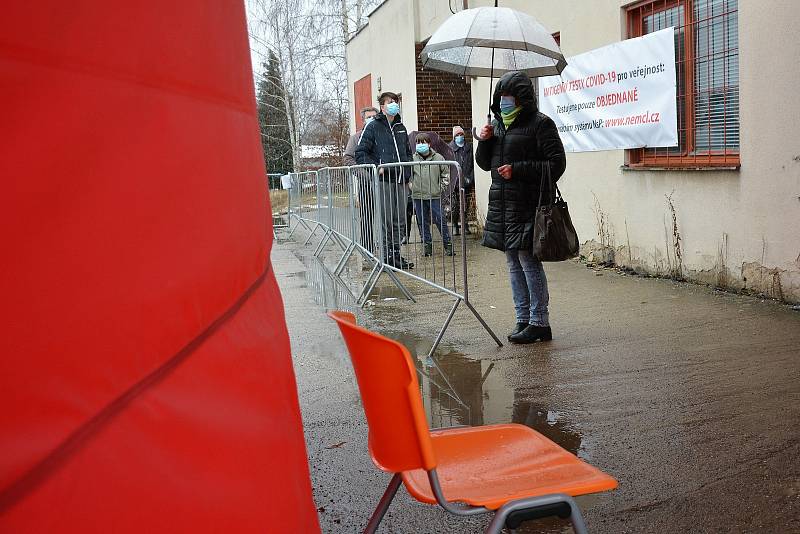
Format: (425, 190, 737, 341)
(347, 0, 473, 140)
(347, 0, 800, 302)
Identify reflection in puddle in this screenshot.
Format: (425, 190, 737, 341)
(380, 330, 583, 456)
(303, 256, 357, 312)
(512, 398, 582, 455)
(303, 253, 583, 450)
(303, 248, 407, 311)
(366, 284, 409, 301)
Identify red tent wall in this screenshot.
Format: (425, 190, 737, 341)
(0, 3, 319, 532)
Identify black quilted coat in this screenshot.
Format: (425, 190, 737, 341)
(476, 71, 566, 251)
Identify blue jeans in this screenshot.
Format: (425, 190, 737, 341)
(413, 198, 450, 244)
(505, 249, 549, 326)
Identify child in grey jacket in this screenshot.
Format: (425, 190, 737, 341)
(411, 133, 454, 256)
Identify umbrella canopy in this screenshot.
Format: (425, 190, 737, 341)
(420, 6, 566, 78)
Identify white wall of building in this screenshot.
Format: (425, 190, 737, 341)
(347, 1, 419, 133)
(348, 0, 800, 301)
(347, 0, 462, 135)
(414, 0, 460, 44)
(468, 0, 800, 301)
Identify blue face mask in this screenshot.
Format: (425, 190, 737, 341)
(415, 143, 430, 155)
(386, 102, 400, 116)
(454, 135, 465, 147)
(364, 116, 375, 126)
(499, 95, 517, 114)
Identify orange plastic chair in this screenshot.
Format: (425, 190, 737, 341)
(328, 310, 617, 533)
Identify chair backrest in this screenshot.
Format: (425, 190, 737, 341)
(328, 311, 437, 473)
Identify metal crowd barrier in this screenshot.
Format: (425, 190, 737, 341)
(283, 162, 502, 362)
(286, 170, 323, 245)
(266, 173, 289, 237)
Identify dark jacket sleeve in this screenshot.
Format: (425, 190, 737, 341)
(511, 114, 566, 184)
(355, 123, 378, 166)
(463, 143, 475, 185)
(475, 130, 496, 172)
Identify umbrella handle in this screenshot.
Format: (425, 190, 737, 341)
(472, 113, 493, 141)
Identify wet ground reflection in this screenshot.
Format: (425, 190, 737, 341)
(384, 330, 583, 456)
(303, 255, 584, 455)
(302, 250, 412, 310)
(303, 256, 357, 312)
(383, 331, 585, 533)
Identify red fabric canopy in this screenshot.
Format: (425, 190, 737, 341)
(0, 3, 319, 531)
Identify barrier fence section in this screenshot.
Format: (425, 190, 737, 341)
(267, 173, 289, 236)
(283, 162, 502, 397)
(287, 170, 321, 245)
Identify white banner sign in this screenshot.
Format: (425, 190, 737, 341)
(538, 28, 678, 152)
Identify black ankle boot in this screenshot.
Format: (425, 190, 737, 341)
(509, 325, 552, 344)
(507, 322, 528, 341)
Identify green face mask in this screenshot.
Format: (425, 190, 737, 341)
(501, 106, 522, 127)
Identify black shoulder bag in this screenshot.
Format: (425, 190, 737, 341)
(531, 162, 580, 262)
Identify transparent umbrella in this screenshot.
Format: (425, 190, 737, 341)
(420, 3, 566, 139)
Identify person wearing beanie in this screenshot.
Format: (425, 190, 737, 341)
(344, 106, 379, 253)
(448, 125, 475, 236)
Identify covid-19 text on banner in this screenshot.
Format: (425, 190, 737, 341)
(538, 28, 678, 153)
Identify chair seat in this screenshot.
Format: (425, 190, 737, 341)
(401, 424, 617, 510)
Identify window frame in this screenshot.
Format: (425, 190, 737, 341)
(626, 0, 740, 168)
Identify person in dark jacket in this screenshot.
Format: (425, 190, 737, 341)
(356, 92, 414, 269)
(448, 126, 474, 235)
(475, 71, 566, 344)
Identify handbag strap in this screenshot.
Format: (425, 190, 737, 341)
(537, 160, 558, 207)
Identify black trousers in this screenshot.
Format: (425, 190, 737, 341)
(405, 196, 413, 239)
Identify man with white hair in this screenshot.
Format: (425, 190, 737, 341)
(344, 106, 379, 253)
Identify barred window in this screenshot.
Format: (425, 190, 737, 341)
(627, 0, 739, 167)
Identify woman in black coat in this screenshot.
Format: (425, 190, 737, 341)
(475, 71, 566, 344)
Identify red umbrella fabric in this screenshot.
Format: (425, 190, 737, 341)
(0, 3, 319, 532)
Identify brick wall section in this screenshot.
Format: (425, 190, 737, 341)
(415, 42, 473, 143)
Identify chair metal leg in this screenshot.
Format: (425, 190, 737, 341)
(566, 499, 589, 534)
(364, 473, 402, 534)
(484, 494, 587, 534)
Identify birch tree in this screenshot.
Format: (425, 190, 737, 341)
(248, 0, 381, 168)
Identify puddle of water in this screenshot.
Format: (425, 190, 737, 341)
(303, 256, 357, 313)
(511, 398, 582, 455)
(302, 248, 413, 311)
(380, 330, 584, 455)
(301, 248, 586, 458)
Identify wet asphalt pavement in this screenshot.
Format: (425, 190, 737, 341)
(273, 231, 800, 533)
